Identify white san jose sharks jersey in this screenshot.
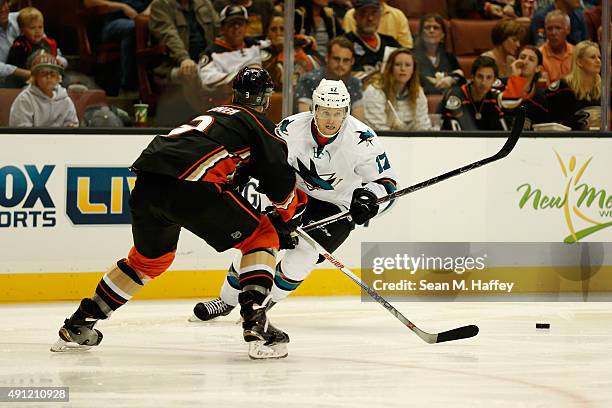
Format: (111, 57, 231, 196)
(275, 112, 398, 212)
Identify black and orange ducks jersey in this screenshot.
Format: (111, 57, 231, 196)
(132, 104, 300, 221)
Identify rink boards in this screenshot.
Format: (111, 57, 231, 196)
(1, 133, 612, 301)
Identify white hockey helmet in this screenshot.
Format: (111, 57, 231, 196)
(312, 79, 351, 137)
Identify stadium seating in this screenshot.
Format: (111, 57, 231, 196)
(387, 0, 449, 19)
(0, 88, 107, 126)
(450, 19, 497, 56)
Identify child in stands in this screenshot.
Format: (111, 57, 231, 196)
(9, 50, 78, 127)
(5, 6, 67, 87)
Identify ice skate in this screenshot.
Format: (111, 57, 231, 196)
(239, 291, 289, 360)
(50, 298, 105, 352)
(188, 298, 235, 322)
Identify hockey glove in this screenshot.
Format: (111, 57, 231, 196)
(266, 207, 303, 250)
(350, 188, 379, 225)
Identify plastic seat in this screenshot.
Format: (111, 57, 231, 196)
(387, 0, 449, 18)
(450, 19, 497, 56)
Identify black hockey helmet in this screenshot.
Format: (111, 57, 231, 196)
(232, 66, 274, 109)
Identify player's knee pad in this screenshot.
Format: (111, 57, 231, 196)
(279, 240, 320, 282)
(126, 246, 175, 279)
(94, 259, 145, 315)
(234, 215, 279, 254)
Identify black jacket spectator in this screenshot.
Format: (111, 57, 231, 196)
(440, 83, 507, 130)
(344, 31, 400, 74)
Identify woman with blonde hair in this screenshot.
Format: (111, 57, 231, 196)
(546, 40, 602, 130)
(363, 48, 432, 131)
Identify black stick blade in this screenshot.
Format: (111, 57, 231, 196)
(435, 325, 479, 343)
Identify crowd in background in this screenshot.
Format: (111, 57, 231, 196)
(0, 0, 609, 131)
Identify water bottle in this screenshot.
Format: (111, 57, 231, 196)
(535, 28, 546, 47)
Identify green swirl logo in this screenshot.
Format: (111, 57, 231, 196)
(517, 151, 612, 243)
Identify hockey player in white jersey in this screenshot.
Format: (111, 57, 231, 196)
(191, 79, 398, 341)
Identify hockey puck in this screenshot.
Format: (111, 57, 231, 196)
(536, 323, 550, 329)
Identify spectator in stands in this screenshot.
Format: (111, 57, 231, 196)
(514, 0, 536, 21)
(452, 0, 485, 19)
(343, 0, 400, 78)
(342, 0, 412, 49)
(478, 0, 518, 19)
(539, 10, 574, 85)
(583, 1, 601, 42)
(294, 36, 365, 120)
(527, 0, 587, 45)
(413, 13, 465, 96)
(363, 48, 432, 131)
(9, 51, 78, 127)
(294, 0, 343, 57)
(6, 7, 68, 88)
(440, 55, 508, 130)
(203, 5, 258, 55)
(499, 45, 550, 125)
(198, 6, 271, 99)
(478, 0, 536, 24)
(0, 0, 28, 87)
(149, 0, 219, 125)
(213, 0, 274, 40)
(481, 19, 525, 79)
(263, 12, 323, 90)
(199, 5, 272, 90)
(149, 0, 219, 87)
(546, 40, 601, 130)
(83, 0, 153, 97)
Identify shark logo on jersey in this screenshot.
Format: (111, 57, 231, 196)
(357, 129, 375, 146)
(275, 118, 294, 138)
(296, 158, 339, 191)
(312, 146, 332, 161)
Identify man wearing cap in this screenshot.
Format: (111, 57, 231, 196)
(149, 0, 220, 85)
(343, 0, 400, 77)
(9, 50, 78, 127)
(212, 0, 274, 40)
(342, 0, 413, 49)
(0, 0, 30, 87)
(198, 5, 273, 103)
(204, 5, 259, 55)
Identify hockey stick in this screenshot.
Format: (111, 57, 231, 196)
(295, 227, 479, 343)
(303, 107, 525, 233)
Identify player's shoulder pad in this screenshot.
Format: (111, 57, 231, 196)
(275, 112, 311, 138)
(347, 116, 378, 147)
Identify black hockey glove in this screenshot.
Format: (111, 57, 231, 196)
(266, 207, 303, 250)
(350, 188, 379, 225)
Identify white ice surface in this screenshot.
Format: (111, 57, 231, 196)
(0, 298, 611, 407)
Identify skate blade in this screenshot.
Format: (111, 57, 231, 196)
(248, 341, 288, 360)
(50, 338, 93, 353)
(187, 314, 213, 323)
(187, 314, 240, 324)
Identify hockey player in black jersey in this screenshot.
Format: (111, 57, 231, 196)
(51, 66, 306, 359)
